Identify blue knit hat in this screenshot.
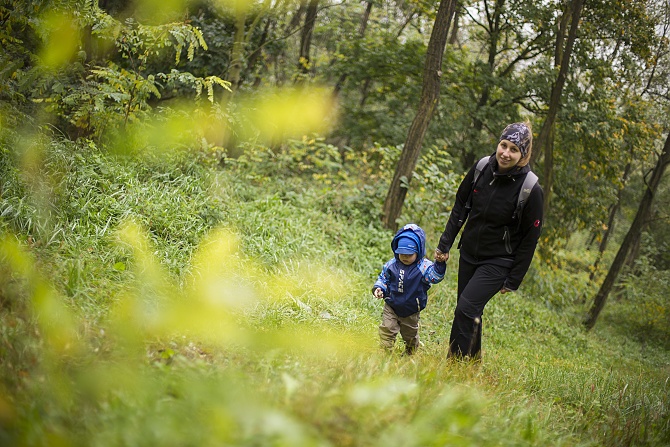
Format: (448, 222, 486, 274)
(394, 236, 418, 255)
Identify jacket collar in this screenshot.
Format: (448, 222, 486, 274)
(488, 154, 531, 179)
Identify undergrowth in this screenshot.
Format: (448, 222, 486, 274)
(0, 136, 668, 446)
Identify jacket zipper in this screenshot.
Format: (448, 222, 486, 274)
(503, 226, 513, 254)
(474, 176, 496, 256)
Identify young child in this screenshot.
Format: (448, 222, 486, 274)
(372, 223, 446, 354)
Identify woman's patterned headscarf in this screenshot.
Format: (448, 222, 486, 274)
(499, 123, 531, 158)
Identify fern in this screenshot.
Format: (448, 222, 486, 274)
(160, 70, 231, 102)
(36, 3, 231, 139)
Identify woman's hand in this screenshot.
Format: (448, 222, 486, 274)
(500, 287, 513, 294)
(434, 249, 449, 263)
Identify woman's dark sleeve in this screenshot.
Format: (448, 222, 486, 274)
(504, 183, 544, 290)
(437, 165, 477, 253)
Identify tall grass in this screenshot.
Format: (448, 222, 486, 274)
(1, 136, 668, 446)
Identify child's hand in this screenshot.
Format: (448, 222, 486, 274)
(373, 288, 384, 299)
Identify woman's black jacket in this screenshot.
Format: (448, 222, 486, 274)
(437, 155, 544, 291)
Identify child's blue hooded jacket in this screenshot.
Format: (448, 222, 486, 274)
(373, 224, 446, 317)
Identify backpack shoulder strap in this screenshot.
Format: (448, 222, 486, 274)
(473, 156, 490, 186)
(513, 170, 538, 220)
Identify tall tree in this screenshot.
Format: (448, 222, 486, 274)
(585, 131, 670, 329)
(217, 0, 277, 90)
(448, 0, 461, 45)
(297, 0, 319, 79)
(333, 1, 374, 96)
(455, 0, 553, 168)
(228, 7, 248, 89)
(382, 0, 458, 230)
(532, 0, 585, 215)
(588, 157, 632, 282)
(462, 0, 508, 168)
(533, 0, 660, 248)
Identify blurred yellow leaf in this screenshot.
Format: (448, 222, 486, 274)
(237, 87, 337, 145)
(132, 0, 188, 24)
(38, 12, 80, 71)
(0, 234, 81, 357)
(213, 0, 256, 15)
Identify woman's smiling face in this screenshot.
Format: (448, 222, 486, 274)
(496, 139, 522, 173)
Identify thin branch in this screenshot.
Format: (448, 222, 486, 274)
(396, 9, 418, 38)
(464, 4, 488, 32)
(498, 40, 551, 78)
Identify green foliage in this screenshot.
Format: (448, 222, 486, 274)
(0, 134, 225, 311)
(401, 144, 462, 238)
(581, 0, 658, 64)
(64, 9, 228, 137)
(55, 64, 161, 137)
(0, 1, 230, 140)
(49, 63, 230, 139)
(540, 52, 663, 244)
(1, 0, 670, 444)
(0, 0, 47, 108)
(326, 33, 426, 148)
(436, 0, 556, 167)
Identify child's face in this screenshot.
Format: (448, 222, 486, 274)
(398, 253, 418, 265)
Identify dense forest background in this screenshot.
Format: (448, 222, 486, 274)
(1, 0, 669, 445)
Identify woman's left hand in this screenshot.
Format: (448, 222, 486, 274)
(434, 249, 449, 262)
(500, 287, 513, 294)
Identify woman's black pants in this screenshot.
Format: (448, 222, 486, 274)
(449, 256, 510, 358)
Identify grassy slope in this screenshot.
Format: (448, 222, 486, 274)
(1, 140, 668, 446)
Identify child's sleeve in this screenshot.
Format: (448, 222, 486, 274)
(372, 260, 393, 296)
(419, 259, 446, 284)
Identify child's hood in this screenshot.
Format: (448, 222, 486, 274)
(391, 224, 426, 260)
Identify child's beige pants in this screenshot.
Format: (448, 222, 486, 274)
(379, 303, 420, 353)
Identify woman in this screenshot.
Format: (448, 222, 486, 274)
(435, 122, 543, 359)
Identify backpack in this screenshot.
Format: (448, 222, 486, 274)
(457, 156, 538, 228)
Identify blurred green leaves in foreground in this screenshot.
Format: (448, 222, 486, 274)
(2, 133, 669, 445)
(0, 218, 375, 445)
(0, 129, 536, 446)
(0, 209, 500, 446)
(2, 2, 668, 444)
(103, 85, 337, 158)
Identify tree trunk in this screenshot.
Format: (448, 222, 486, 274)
(228, 11, 247, 91)
(585, 132, 670, 330)
(623, 231, 644, 271)
(333, 1, 373, 96)
(287, 0, 307, 33)
(612, 219, 647, 300)
(462, 0, 504, 168)
(448, 1, 461, 45)
(532, 0, 584, 214)
(382, 0, 457, 230)
(554, 1, 571, 67)
(242, 18, 272, 87)
(589, 160, 632, 281)
(359, 78, 372, 107)
(298, 0, 319, 77)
